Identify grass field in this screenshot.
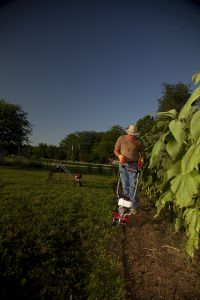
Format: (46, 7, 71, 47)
(0, 167, 124, 299)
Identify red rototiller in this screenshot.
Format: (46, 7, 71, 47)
(48, 162, 82, 186)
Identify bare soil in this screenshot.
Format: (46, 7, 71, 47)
(114, 195, 200, 300)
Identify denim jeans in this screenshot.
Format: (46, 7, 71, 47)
(119, 162, 138, 208)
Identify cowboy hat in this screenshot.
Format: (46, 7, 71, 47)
(126, 124, 139, 135)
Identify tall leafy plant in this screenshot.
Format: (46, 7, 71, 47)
(148, 71, 200, 256)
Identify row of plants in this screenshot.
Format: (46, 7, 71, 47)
(140, 71, 200, 257)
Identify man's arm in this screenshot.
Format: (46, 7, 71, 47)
(114, 149, 121, 159)
(114, 137, 126, 164)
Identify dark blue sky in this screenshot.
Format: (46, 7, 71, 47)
(0, 0, 200, 145)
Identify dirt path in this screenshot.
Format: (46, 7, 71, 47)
(115, 199, 200, 300)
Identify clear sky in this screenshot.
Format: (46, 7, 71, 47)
(0, 0, 200, 146)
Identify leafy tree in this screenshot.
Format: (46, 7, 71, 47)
(59, 126, 124, 163)
(31, 144, 65, 160)
(0, 99, 32, 154)
(60, 131, 101, 162)
(93, 125, 125, 163)
(137, 115, 155, 137)
(21, 144, 32, 157)
(32, 143, 48, 159)
(45, 145, 61, 159)
(78, 131, 102, 162)
(60, 133, 79, 161)
(157, 83, 191, 113)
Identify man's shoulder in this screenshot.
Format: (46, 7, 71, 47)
(117, 135, 126, 141)
(115, 135, 125, 146)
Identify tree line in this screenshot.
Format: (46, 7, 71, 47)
(0, 82, 193, 163)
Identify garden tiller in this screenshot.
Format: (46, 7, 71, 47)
(52, 162, 82, 186)
(112, 168, 140, 226)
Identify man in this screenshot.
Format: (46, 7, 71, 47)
(114, 124, 145, 214)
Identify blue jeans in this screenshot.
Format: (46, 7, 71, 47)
(119, 162, 138, 208)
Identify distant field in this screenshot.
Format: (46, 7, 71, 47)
(0, 167, 124, 299)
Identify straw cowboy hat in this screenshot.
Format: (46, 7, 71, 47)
(126, 124, 139, 135)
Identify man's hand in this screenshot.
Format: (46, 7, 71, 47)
(118, 154, 126, 164)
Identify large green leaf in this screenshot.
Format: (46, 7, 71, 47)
(192, 71, 200, 85)
(169, 119, 186, 143)
(190, 110, 200, 142)
(157, 109, 177, 119)
(186, 234, 199, 257)
(167, 160, 182, 180)
(175, 216, 183, 232)
(149, 131, 169, 168)
(161, 156, 173, 170)
(183, 208, 200, 256)
(166, 139, 183, 160)
(171, 170, 200, 208)
(179, 86, 200, 120)
(182, 137, 200, 174)
(154, 189, 174, 217)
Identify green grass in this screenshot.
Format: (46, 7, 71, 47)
(0, 167, 124, 300)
